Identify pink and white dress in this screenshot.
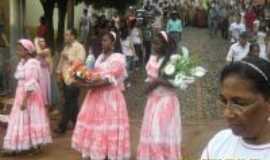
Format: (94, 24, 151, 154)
(72, 53, 130, 160)
(3, 58, 52, 151)
(137, 55, 182, 160)
(37, 55, 51, 106)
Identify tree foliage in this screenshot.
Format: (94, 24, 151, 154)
(39, 0, 70, 51)
(40, 0, 55, 50)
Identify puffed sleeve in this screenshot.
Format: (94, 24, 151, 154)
(101, 53, 127, 86)
(24, 59, 41, 91)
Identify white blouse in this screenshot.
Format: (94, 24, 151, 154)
(201, 129, 270, 160)
(14, 59, 41, 92)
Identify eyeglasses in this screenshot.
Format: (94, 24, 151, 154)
(217, 98, 257, 112)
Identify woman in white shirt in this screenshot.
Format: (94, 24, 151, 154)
(201, 57, 270, 160)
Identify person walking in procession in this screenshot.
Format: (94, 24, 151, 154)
(166, 11, 183, 53)
(55, 29, 86, 134)
(208, 1, 220, 37)
(35, 38, 53, 108)
(137, 31, 182, 160)
(72, 31, 130, 160)
(227, 32, 250, 62)
(2, 39, 52, 155)
(229, 15, 246, 44)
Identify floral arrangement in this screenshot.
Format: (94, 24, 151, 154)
(161, 47, 207, 90)
(63, 60, 101, 85)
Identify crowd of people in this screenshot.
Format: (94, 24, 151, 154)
(224, 2, 270, 62)
(1, 1, 270, 160)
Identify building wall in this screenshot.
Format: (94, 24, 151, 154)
(0, 0, 9, 25)
(0, 0, 10, 43)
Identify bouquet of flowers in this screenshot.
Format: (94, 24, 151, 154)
(161, 47, 207, 90)
(64, 60, 101, 85)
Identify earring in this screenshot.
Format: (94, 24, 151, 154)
(268, 117, 270, 122)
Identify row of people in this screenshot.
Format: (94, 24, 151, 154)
(227, 31, 269, 62)
(1, 30, 183, 160)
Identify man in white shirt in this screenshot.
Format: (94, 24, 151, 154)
(55, 28, 86, 134)
(226, 32, 250, 62)
(229, 16, 246, 43)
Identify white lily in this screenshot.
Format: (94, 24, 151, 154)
(182, 47, 189, 59)
(191, 66, 207, 78)
(172, 78, 183, 87)
(170, 54, 181, 64)
(164, 63, 176, 76)
(172, 73, 185, 87)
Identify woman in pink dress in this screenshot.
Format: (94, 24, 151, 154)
(35, 37, 52, 107)
(72, 31, 130, 160)
(2, 39, 52, 155)
(137, 31, 182, 160)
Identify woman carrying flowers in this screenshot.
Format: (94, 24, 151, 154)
(71, 31, 130, 160)
(137, 31, 182, 160)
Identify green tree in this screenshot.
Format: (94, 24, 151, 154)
(40, 0, 55, 50)
(40, 0, 71, 51)
(56, 0, 68, 50)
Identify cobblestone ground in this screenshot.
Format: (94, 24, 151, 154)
(0, 27, 230, 160)
(180, 27, 230, 120)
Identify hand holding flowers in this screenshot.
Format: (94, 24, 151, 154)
(162, 47, 207, 90)
(64, 60, 102, 86)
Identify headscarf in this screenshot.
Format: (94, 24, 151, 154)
(18, 39, 36, 54)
